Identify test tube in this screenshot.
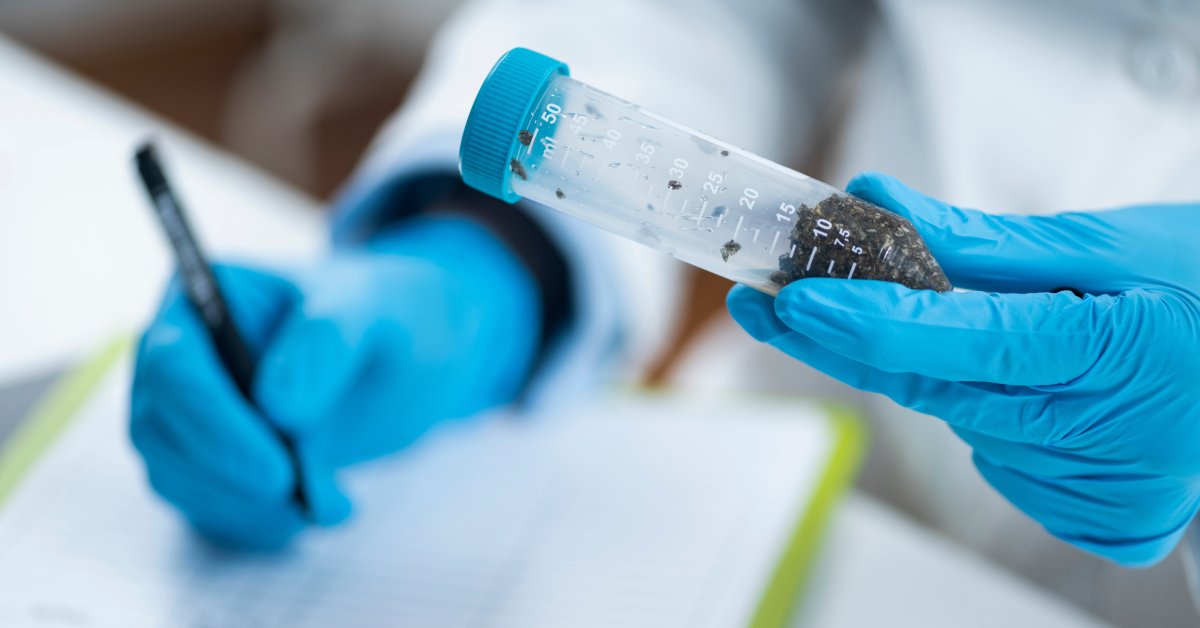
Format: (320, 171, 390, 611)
(460, 48, 951, 294)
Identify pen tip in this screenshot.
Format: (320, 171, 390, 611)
(135, 140, 166, 189)
(135, 140, 157, 163)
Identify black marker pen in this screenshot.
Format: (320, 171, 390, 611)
(135, 141, 311, 518)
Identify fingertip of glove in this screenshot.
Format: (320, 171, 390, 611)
(1054, 528, 1180, 569)
(726, 283, 765, 306)
(774, 279, 913, 336)
(726, 285, 792, 342)
(773, 281, 832, 333)
(295, 457, 354, 527)
(845, 171, 941, 228)
(774, 278, 852, 312)
(191, 514, 305, 553)
(310, 487, 354, 528)
(845, 171, 901, 203)
(846, 170, 887, 191)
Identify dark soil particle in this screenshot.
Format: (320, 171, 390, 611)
(509, 158, 528, 180)
(518, 130, 534, 146)
(720, 240, 742, 262)
(555, 188, 566, 199)
(771, 194, 951, 291)
(667, 180, 682, 190)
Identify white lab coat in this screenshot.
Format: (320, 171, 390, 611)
(335, 1, 1200, 625)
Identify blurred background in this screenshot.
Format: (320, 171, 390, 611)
(0, 0, 455, 199)
(0, 0, 725, 381)
(7, 2, 1199, 625)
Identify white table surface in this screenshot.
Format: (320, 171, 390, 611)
(0, 36, 1107, 628)
(0, 36, 325, 384)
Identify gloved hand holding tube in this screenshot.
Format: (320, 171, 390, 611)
(728, 171, 1200, 566)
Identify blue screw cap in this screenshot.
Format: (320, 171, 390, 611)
(460, 48, 569, 203)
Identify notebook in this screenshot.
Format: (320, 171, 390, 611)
(0, 339, 861, 628)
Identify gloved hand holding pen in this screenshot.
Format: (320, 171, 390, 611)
(130, 216, 541, 550)
(727, 171, 1200, 566)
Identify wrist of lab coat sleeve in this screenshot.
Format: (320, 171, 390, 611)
(329, 129, 462, 246)
(343, 127, 686, 391)
(328, 126, 662, 407)
(355, 0, 759, 380)
(329, 127, 577, 389)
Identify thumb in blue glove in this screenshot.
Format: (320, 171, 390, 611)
(728, 171, 1200, 566)
(252, 309, 365, 527)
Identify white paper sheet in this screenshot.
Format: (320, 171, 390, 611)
(0, 359, 835, 628)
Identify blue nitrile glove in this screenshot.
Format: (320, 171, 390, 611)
(130, 216, 540, 550)
(727, 171, 1200, 567)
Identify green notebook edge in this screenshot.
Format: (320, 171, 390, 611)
(0, 338, 865, 627)
(0, 335, 131, 508)
(748, 405, 866, 628)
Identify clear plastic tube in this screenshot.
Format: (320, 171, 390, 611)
(461, 49, 950, 294)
